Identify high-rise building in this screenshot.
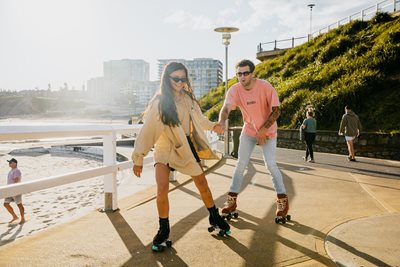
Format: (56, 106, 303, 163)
(158, 58, 222, 98)
(88, 59, 153, 107)
(87, 77, 106, 101)
(103, 59, 149, 101)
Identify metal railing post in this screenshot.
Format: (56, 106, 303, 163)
(224, 119, 230, 157)
(103, 132, 118, 212)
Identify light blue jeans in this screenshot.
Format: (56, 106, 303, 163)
(229, 134, 286, 195)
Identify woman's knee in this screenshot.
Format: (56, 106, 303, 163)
(193, 174, 209, 191)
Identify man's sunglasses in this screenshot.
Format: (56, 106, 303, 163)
(170, 76, 188, 83)
(236, 71, 251, 77)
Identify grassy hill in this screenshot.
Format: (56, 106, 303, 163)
(200, 13, 400, 134)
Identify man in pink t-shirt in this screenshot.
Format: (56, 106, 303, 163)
(218, 59, 290, 223)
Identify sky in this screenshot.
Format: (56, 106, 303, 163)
(0, 0, 383, 91)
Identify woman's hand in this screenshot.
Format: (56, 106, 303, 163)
(213, 123, 225, 134)
(133, 164, 143, 177)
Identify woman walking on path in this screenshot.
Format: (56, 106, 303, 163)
(132, 62, 230, 252)
(301, 110, 317, 162)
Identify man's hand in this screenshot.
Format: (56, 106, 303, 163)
(255, 128, 267, 145)
(133, 164, 143, 177)
(213, 122, 225, 134)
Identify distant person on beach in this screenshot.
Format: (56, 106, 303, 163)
(131, 62, 230, 252)
(4, 158, 25, 224)
(301, 109, 317, 162)
(339, 105, 362, 161)
(217, 59, 290, 224)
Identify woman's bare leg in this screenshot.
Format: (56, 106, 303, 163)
(192, 172, 214, 208)
(155, 163, 170, 218)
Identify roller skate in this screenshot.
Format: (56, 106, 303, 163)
(207, 206, 231, 237)
(151, 218, 172, 252)
(221, 193, 239, 221)
(275, 194, 291, 224)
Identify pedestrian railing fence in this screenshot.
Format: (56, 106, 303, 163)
(257, 0, 399, 54)
(0, 125, 220, 212)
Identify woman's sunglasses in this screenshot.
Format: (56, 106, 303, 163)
(169, 76, 188, 83)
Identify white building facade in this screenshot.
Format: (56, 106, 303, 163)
(87, 59, 157, 114)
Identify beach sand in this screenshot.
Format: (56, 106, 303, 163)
(0, 150, 156, 246)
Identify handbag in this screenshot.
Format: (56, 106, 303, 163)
(189, 118, 218, 160)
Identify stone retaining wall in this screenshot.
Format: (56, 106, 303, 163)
(277, 129, 400, 160)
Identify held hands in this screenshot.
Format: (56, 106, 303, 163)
(255, 128, 267, 145)
(133, 164, 143, 177)
(213, 122, 225, 134)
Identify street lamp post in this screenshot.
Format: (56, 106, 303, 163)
(308, 4, 315, 40)
(214, 26, 239, 157)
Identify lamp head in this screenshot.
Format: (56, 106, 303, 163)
(222, 33, 231, 45)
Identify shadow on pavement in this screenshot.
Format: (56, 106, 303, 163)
(107, 211, 190, 267)
(282, 220, 392, 267)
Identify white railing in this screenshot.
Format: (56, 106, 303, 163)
(0, 124, 144, 212)
(311, 0, 399, 38)
(0, 125, 221, 212)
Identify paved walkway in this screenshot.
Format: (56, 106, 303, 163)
(0, 147, 399, 266)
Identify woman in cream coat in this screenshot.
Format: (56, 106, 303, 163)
(132, 62, 230, 252)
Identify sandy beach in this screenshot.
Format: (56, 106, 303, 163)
(0, 145, 156, 246)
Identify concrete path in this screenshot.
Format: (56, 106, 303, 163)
(0, 147, 399, 266)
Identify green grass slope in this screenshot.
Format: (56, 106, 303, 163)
(200, 13, 400, 133)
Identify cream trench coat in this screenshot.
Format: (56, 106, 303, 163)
(131, 94, 218, 176)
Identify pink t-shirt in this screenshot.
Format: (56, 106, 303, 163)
(225, 79, 280, 138)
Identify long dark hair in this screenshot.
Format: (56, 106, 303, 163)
(148, 62, 197, 127)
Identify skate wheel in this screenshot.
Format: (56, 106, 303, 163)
(275, 217, 279, 224)
(281, 218, 286, 224)
(225, 229, 231, 236)
(166, 240, 172, 247)
(286, 214, 291, 221)
(218, 230, 225, 237)
(152, 245, 164, 252)
(208, 226, 214, 232)
(233, 212, 239, 219)
(226, 214, 231, 221)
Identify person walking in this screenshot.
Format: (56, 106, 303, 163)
(132, 62, 230, 252)
(301, 110, 317, 162)
(4, 158, 25, 225)
(217, 59, 290, 223)
(339, 105, 362, 161)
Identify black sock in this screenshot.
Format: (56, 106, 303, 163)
(159, 217, 169, 228)
(207, 206, 219, 216)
